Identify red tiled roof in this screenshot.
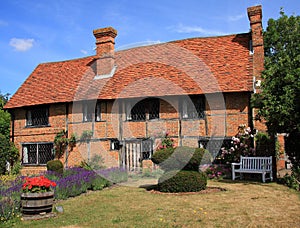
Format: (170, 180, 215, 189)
(5, 33, 253, 109)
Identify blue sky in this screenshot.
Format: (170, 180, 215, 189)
(0, 0, 299, 96)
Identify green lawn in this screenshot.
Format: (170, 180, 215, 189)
(15, 179, 300, 227)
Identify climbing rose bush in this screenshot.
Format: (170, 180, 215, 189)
(217, 124, 257, 164)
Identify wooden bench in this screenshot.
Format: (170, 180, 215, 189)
(232, 156, 273, 183)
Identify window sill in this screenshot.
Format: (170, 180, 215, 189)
(125, 120, 146, 122)
(182, 117, 205, 120)
(22, 164, 47, 166)
(25, 124, 51, 128)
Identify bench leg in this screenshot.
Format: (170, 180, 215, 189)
(270, 171, 273, 182)
(240, 173, 243, 180)
(262, 172, 266, 183)
(232, 170, 235, 180)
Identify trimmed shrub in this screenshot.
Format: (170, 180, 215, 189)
(47, 160, 64, 174)
(151, 146, 205, 171)
(158, 170, 207, 192)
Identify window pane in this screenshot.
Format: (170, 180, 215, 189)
(149, 99, 159, 119)
(131, 101, 146, 121)
(95, 102, 102, 121)
(38, 144, 54, 164)
(27, 107, 49, 126)
(182, 96, 205, 119)
(83, 103, 94, 122)
(28, 144, 37, 164)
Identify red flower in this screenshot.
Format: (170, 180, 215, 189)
(22, 176, 56, 193)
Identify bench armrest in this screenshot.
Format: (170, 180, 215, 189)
(231, 163, 240, 169)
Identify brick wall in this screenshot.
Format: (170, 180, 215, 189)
(12, 92, 251, 174)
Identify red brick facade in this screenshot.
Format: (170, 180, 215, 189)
(5, 6, 267, 174)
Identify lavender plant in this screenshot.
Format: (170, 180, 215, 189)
(0, 176, 23, 224)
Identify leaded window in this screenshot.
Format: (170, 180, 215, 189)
(141, 138, 153, 160)
(22, 143, 54, 165)
(83, 102, 94, 122)
(26, 107, 49, 127)
(126, 98, 159, 121)
(148, 99, 160, 120)
(181, 95, 205, 119)
(83, 101, 105, 122)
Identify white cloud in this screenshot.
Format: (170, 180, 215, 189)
(9, 38, 35, 52)
(80, 49, 88, 55)
(172, 24, 224, 36)
(228, 13, 246, 22)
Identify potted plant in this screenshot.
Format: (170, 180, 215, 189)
(21, 176, 56, 215)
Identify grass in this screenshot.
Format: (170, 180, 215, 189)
(13, 179, 300, 227)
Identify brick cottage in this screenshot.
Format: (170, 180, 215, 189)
(5, 6, 266, 174)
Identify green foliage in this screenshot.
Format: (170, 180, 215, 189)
(285, 131, 300, 169)
(103, 168, 128, 184)
(151, 147, 205, 171)
(54, 130, 77, 159)
(80, 154, 105, 170)
(157, 170, 207, 192)
(281, 166, 300, 191)
(0, 109, 10, 140)
(80, 130, 93, 142)
(0, 134, 19, 175)
(10, 161, 22, 175)
(91, 177, 111, 191)
(0, 92, 9, 110)
(201, 150, 213, 164)
(0, 92, 19, 175)
(47, 160, 64, 174)
(255, 132, 274, 157)
(252, 9, 300, 134)
(158, 132, 175, 149)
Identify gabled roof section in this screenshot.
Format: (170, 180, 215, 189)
(5, 33, 253, 109)
(5, 56, 95, 109)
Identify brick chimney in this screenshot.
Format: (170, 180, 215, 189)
(247, 5, 264, 85)
(248, 6, 266, 132)
(93, 27, 117, 57)
(93, 27, 117, 77)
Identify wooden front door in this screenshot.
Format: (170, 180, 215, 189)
(121, 138, 153, 172)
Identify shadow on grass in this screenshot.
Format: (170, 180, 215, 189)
(139, 184, 158, 191)
(216, 178, 273, 186)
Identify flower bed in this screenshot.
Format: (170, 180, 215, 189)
(0, 166, 128, 224)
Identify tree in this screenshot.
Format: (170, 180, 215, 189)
(0, 91, 19, 174)
(252, 9, 300, 172)
(252, 9, 300, 134)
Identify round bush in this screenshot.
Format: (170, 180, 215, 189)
(151, 147, 205, 171)
(158, 170, 207, 192)
(47, 159, 64, 174)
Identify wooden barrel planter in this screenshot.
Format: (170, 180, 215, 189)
(21, 191, 54, 215)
